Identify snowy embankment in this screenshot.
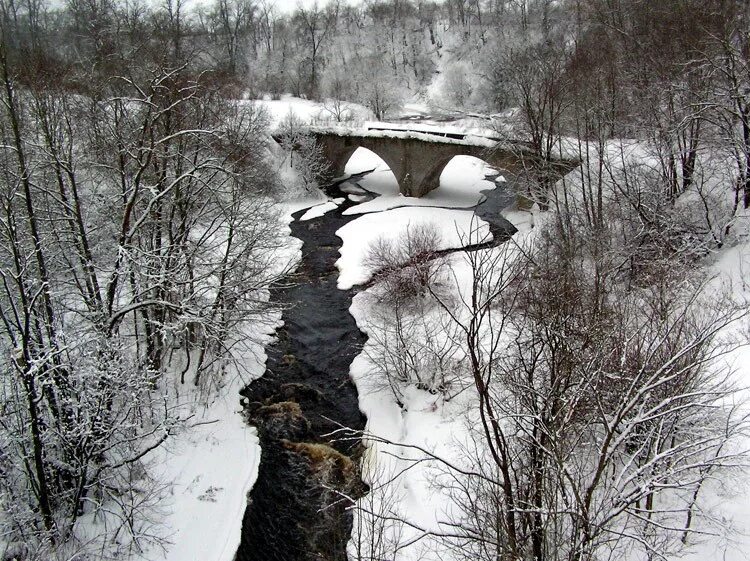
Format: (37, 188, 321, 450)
(336, 207, 490, 289)
(336, 138, 750, 561)
(344, 234, 536, 561)
(681, 238, 750, 561)
(131, 196, 323, 561)
(332, 149, 531, 560)
(145, 363, 263, 561)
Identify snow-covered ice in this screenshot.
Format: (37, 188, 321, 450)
(335, 206, 491, 289)
(300, 197, 345, 221)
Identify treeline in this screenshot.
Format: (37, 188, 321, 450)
(0, 0, 290, 557)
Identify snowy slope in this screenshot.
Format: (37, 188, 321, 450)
(116, 197, 323, 561)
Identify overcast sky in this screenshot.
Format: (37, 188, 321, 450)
(271, 0, 305, 13)
(268, 0, 359, 14)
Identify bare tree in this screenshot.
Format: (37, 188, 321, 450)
(0, 18, 289, 552)
(293, 0, 336, 99)
(277, 108, 331, 192)
(426, 213, 748, 561)
(209, 0, 257, 76)
(348, 452, 407, 561)
(363, 222, 444, 304)
(364, 302, 465, 407)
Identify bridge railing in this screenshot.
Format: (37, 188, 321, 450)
(309, 116, 369, 129)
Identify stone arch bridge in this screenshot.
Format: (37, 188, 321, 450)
(283, 124, 570, 198)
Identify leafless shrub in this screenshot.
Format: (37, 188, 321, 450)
(364, 304, 466, 406)
(278, 109, 331, 193)
(363, 222, 444, 305)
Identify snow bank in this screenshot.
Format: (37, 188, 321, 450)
(678, 238, 750, 561)
(151, 377, 262, 561)
(346, 249, 495, 561)
(132, 198, 316, 561)
(300, 197, 345, 221)
(335, 206, 491, 289)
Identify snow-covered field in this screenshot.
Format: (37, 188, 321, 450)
(253, 95, 373, 129)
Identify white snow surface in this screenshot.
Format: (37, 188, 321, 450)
(252, 95, 373, 129)
(335, 206, 490, 290)
(679, 235, 750, 561)
(300, 197, 345, 221)
(150, 372, 262, 561)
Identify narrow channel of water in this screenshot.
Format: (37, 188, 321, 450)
(235, 177, 370, 561)
(235, 170, 517, 561)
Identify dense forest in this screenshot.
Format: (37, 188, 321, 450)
(1, 0, 750, 560)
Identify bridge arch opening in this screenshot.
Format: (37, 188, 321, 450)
(343, 147, 400, 197)
(420, 155, 506, 205)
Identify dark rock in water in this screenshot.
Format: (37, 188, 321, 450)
(281, 440, 367, 499)
(278, 382, 324, 403)
(252, 401, 312, 441)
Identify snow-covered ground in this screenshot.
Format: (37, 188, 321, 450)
(343, 226, 533, 561)
(147, 360, 264, 561)
(330, 145, 531, 560)
(123, 196, 324, 561)
(253, 95, 373, 129)
(680, 237, 750, 561)
(336, 206, 490, 289)
(335, 141, 750, 561)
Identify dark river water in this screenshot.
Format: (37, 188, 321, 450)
(234, 170, 516, 561)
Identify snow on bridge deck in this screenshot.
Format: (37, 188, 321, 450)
(305, 121, 513, 150)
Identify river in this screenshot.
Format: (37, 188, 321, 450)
(235, 169, 516, 561)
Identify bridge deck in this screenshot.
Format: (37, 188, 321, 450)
(306, 123, 507, 150)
